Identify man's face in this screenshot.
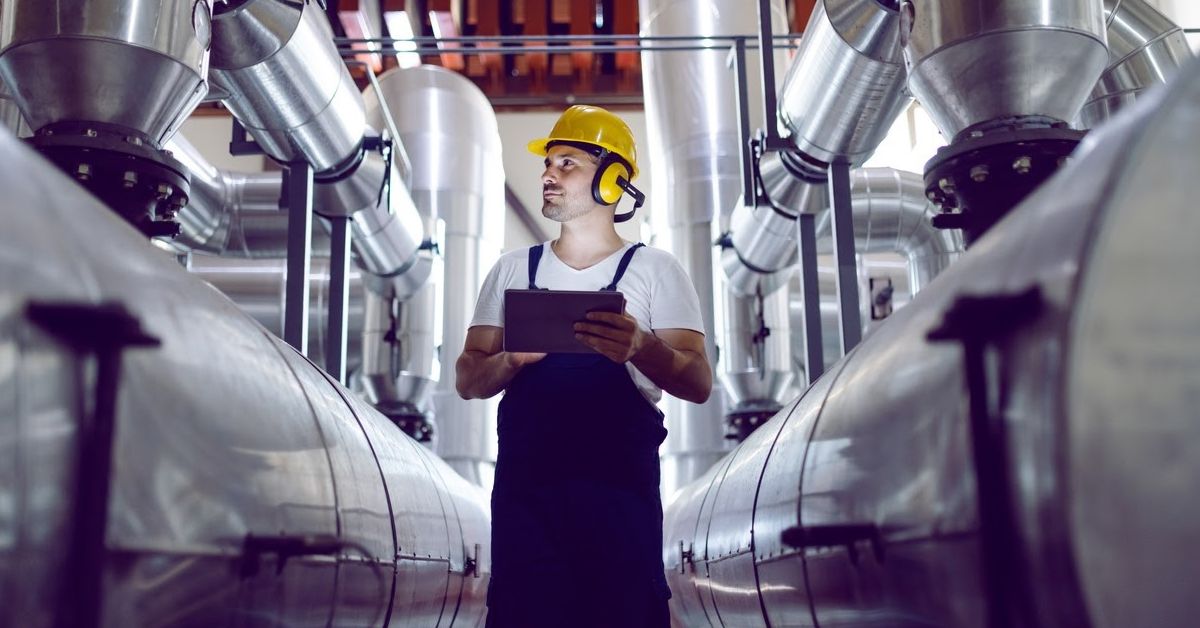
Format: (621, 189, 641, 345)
(541, 144, 601, 223)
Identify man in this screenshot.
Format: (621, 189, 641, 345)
(455, 105, 712, 627)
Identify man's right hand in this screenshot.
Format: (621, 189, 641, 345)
(457, 326, 549, 399)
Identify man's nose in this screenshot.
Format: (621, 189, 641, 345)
(542, 168, 557, 186)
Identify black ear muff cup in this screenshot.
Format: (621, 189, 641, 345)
(592, 154, 630, 206)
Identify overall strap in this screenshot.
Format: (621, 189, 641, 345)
(603, 243, 645, 291)
(527, 243, 546, 289)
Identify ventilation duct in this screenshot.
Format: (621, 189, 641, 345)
(362, 65, 505, 486)
(0, 0, 211, 234)
(209, 0, 429, 298)
(1079, 0, 1193, 128)
(902, 0, 1109, 244)
(640, 0, 788, 496)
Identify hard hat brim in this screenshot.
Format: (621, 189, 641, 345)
(527, 137, 640, 180)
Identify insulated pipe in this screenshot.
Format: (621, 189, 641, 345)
(166, 134, 292, 256)
(187, 253, 366, 373)
(1078, 0, 1193, 128)
(664, 55, 1200, 628)
(778, 0, 911, 166)
(716, 285, 795, 439)
(0, 129, 490, 626)
(640, 0, 789, 498)
(209, 0, 427, 297)
(902, 0, 1108, 139)
(813, 168, 960, 293)
(362, 66, 505, 487)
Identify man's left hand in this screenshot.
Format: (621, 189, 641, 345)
(574, 311, 647, 363)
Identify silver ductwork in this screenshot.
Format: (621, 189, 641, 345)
(187, 253, 365, 374)
(0, 0, 210, 143)
(1079, 0, 1193, 128)
(362, 65, 505, 487)
(721, 152, 827, 297)
(0, 127, 490, 626)
(209, 0, 428, 297)
(166, 134, 291, 256)
(779, 0, 911, 165)
(814, 168, 960, 293)
(664, 53, 1200, 628)
(902, 0, 1108, 138)
(641, 0, 788, 497)
(717, 286, 795, 440)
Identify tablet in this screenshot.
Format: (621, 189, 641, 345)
(504, 289, 625, 354)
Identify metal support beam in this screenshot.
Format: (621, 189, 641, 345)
(796, 213, 825, 384)
(828, 160, 862, 353)
(326, 215, 351, 383)
(729, 39, 756, 204)
(283, 161, 314, 354)
(756, 0, 787, 150)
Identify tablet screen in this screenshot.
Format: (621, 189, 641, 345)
(503, 289, 625, 354)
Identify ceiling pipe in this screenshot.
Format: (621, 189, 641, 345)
(1079, 0, 1194, 128)
(208, 0, 429, 299)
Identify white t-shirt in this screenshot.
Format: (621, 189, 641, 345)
(469, 241, 706, 405)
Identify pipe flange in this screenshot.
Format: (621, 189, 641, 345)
(28, 121, 191, 238)
(924, 123, 1084, 247)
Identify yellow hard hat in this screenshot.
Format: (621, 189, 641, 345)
(527, 105, 639, 180)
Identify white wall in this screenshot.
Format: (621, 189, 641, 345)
(177, 116, 267, 172)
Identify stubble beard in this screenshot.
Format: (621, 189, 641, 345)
(541, 196, 589, 223)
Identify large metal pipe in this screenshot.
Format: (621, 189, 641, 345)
(903, 0, 1109, 139)
(362, 65, 505, 487)
(0, 126, 490, 627)
(778, 0, 911, 166)
(1079, 0, 1194, 128)
(640, 0, 788, 498)
(187, 253, 366, 374)
(0, 0, 209, 143)
(208, 0, 427, 297)
(663, 54, 1200, 628)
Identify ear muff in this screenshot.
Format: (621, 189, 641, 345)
(592, 153, 629, 206)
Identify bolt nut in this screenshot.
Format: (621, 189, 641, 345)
(156, 183, 173, 200)
(938, 177, 956, 193)
(84, 128, 97, 138)
(125, 135, 143, 147)
(970, 130, 984, 139)
(969, 165, 989, 183)
(75, 163, 91, 180)
(122, 171, 138, 188)
(1013, 156, 1032, 175)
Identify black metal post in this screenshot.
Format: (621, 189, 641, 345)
(828, 159, 862, 353)
(756, 0, 786, 149)
(283, 161, 314, 355)
(326, 215, 351, 384)
(730, 39, 756, 204)
(796, 213, 825, 384)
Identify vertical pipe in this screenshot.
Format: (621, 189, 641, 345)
(732, 39, 756, 205)
(326, 215, 351, 383)
(757, 0, 782, 146)
(284, 162, 314, 354)
(828, 160, 862, 353)
(796, 212, 825, 384)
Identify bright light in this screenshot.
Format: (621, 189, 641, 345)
(384, 11, 421, 69)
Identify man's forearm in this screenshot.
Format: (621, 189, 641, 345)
(456, 351, 522, 399)
(630, 334, 712, 404)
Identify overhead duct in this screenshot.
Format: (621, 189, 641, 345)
(208, 0, 429, 298)
(903, 0, 1109, 244)
(362, 65, 505, 486)
(166, 134, 295, 257)
(0, 0, 211, 234)
(778, 0, 911, 166)
(187, 254, 365, 373)
(664, 55, 1200, 628)
(1079, 0, 1193, 128)
(641, 0, 789, 497)
(813, 168, 960, 293)
(0, 128, 490, 627)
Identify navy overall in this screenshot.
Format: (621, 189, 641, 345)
(485, 243, 671, 628)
